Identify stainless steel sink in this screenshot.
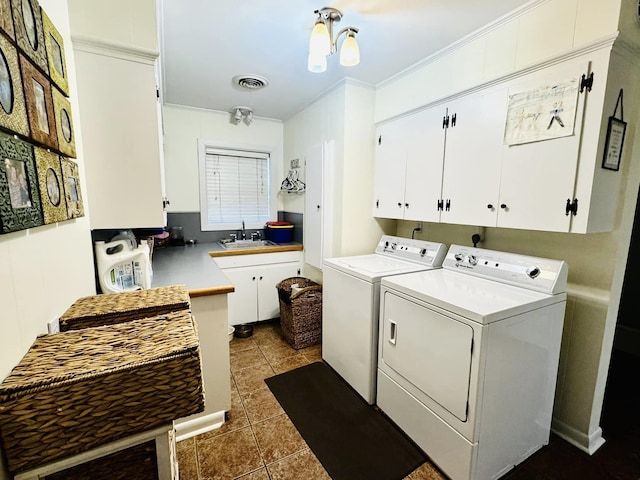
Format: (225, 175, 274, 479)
(218, 239, 278, 249)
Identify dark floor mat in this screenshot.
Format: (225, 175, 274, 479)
(265, 361, 426, 480)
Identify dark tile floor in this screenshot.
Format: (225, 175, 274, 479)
(176, 323, 639, 480)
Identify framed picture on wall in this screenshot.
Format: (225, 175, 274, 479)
(42, 8, 69, 96)
(0, 0, 15, 40)
(34, 146, 67, 223)
(11, 0, 48, 75)
(60, 156, 84, 218)
(0, 130, 43, 233)
(19, 53, 58, 150)
(0, 34, 29, 137)
(52, 87, 75, 157)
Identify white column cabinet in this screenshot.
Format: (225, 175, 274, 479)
(215, 252, 301, 326)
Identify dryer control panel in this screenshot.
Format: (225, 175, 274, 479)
(375, 235, 447, 267)
(444, 244, 568, 294)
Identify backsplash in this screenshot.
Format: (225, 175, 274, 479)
(167, 212, 303, 244)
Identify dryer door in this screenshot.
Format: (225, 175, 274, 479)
(380, 291, 473, 421)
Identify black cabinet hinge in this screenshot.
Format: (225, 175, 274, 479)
(450, 113, 457, 127)
(442, 115, 449, 129)
(580, 72, 594, 93)
(437, 199, 444, 211)
(565, 198, 578, 216)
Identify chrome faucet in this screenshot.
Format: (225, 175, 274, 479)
(241, 220, 246, 239)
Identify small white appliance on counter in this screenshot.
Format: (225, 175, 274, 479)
(322, 235, 447, 404)
(377, 244, 568, 480)
(95, 239, 152, 293)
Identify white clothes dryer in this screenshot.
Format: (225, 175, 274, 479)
(322, 235, 447, 404)
(377, 244, 568, 480)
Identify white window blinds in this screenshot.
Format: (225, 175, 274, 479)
(202, 148, 270, 228)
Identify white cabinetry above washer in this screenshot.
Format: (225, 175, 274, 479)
(373, 41, 634, 234)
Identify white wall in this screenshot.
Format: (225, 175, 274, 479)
(387, 0, 638, 454)
(0, 0, 96, 477)
(283, 80, 394, 278)
(162, 104, 283, 213)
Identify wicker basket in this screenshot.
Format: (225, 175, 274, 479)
(276, 277, 322, 349)
(44, 440, 159, 480)
(0, 311, 204, 474)
(59, 285, 191, 331)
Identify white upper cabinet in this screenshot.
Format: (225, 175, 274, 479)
(372, 41, 632, 234)
(373, 109, 444, 222)
(439, 87, 508, 227)
(496, 58, 591, 232)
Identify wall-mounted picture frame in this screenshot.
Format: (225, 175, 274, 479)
(0, 0, 15, 40)
(60, 156, 83, 218)
(41, 8, 68, 96)
(19, 53, 58, 150)
(601, 117, 627, 171)
(0, 130, 43, 233)
(34, 146, 67, 223)
(11, 0, 48, 75)
(0, 34, 30, 138)
(52, 87, 75, 158)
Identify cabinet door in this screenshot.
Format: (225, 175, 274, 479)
(373, 119, 408, 219)
(305, 143, 324, 270)
(440, 87, 507, 227)
(497, 60, 590, 232)
(403, 107, 446, 223)
(257, 263, 301, 321)
(223, 268, 258, 326)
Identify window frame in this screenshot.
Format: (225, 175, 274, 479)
(198, 139, 277, 232)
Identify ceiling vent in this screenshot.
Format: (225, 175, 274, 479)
(233, 75, 269, 90)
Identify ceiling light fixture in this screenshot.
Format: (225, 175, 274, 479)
(308, 7, 360, 73)
(230, 106, 254, 126)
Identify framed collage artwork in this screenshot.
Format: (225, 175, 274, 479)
(34, 146, 67, 223)
(60, 157, 83, 219)
(0, 130, 43, 233)
(11, 0, 48, 74)
(52, 87, 75, 157)
(19, 53, 58, 150)
(0, 33, 29, 137)
(41, 8, 68, 96)
(0, 0, 84, 234)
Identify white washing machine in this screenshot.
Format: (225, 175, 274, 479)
(322, 235, 447, 404)
(377, 244, 568, 480)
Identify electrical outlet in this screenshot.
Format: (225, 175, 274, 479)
(47, 317, 60, 334)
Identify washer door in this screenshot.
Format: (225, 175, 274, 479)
(380, 291, 473, 421)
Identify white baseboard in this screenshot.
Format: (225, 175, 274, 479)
(174, 410, 225, 442)
(551, 418, 605, 455)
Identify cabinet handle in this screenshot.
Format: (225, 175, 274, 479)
(259, 276, 263, 280)
(445, 199, 451, 211)
(397, 202, 402, 208)
(487, 204, 494, 209)
(500, 204, 507, 209)
(317, 205, 320, 210)
(405, 203, 409, 208)
(252, 276, 256, 281)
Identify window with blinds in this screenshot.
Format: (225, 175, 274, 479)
(200, 148, 271, 231)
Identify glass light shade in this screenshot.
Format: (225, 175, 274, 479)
(308, 52, 327, 73)
(340, 31, 360, 67)
(309, 20, 331, 57)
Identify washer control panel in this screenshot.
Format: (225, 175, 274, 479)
(375, 235, 447, 267)
(444, 244, 568, 294)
